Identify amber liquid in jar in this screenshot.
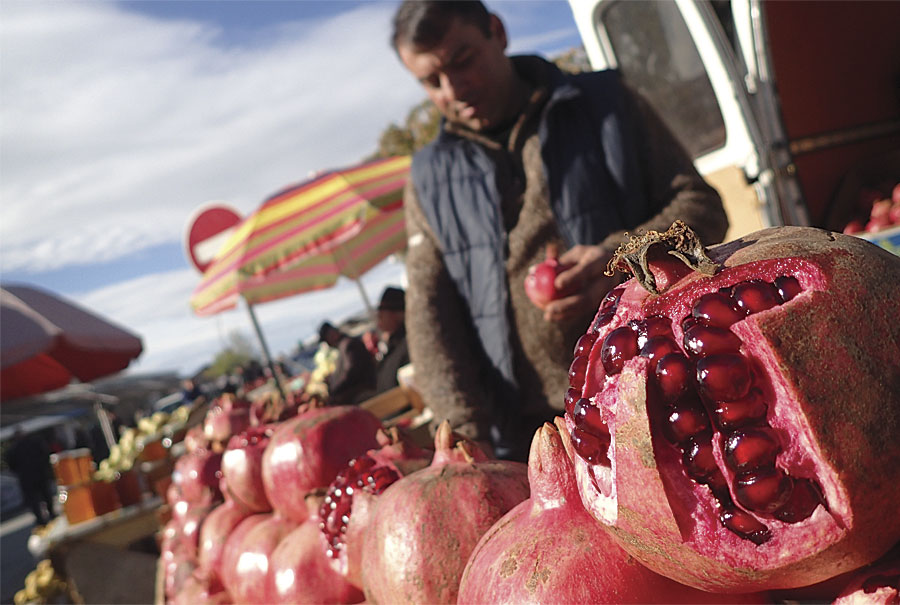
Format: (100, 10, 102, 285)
(90, 480, 122, 516)
(50, 449, 94, 486)
(60, 484, 96, 525)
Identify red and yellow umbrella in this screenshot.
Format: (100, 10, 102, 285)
(190, 155, 410, 316)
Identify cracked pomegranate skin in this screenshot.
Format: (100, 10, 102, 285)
(459, 419, 767, 604)
(567, 227, 900, 593)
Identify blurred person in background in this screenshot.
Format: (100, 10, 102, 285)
(318, 321, 377, 405)
(392, 0, 727, 460)
(5, 428, 57, 525)
(373, 286, 410, 395)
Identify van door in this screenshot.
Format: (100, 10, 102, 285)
(567, 0, 801, 240)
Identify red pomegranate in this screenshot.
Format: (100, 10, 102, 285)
(565, 223, 900, 592)
(524, 243, 575, 309)
(184, 424, 211, 453)
(204, 394, 252, 445)
(261, 406, 382, 524)
(172, 574, 232, 605)
(218, 512, 297, 604)
(221, 425, 275, 513)
(197, 500, 251, 590)
(319, 427, 432, 588)
(178, 501, 215, 560)
(460, 418, 766, 603)
(360, 421, 530, 604)
(267, 520, 364, 604)
(174, 447, 223, 504)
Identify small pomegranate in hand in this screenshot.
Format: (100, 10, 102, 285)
(525, 243, 575, 309)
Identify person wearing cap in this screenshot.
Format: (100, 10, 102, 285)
(374, 286, 410, 395)
(318, 321, 377, 405)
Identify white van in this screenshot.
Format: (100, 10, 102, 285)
(568, 0, 899, 251)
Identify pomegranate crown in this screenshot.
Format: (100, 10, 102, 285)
(605, 220, 720, 294)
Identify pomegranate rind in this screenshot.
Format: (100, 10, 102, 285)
(322, 428, 433, 588)
(360, 424, 529, 604)
(459, 420, 766, 604)
(267, 520, 364, 605)
(572, 227, 900, 592)
(261, 406, 382, 524)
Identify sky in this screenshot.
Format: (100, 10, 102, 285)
(0, 0, 584, 380)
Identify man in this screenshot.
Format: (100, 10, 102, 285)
(373, 286, 410, 394)
(319, 321, 377, 405)
(392, 1, 728, 460)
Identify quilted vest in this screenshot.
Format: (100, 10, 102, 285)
(411, 65, 646, 414)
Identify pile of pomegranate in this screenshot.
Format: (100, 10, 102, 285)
(159, 224, 898, 604)
(842, 182, 900, 235)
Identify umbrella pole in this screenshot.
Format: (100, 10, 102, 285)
(244, 300, 288, 401)
(353, 278, 375, 318)
(94, 401, 117, 451)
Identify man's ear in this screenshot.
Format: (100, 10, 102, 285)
(488, 13, 508, 50)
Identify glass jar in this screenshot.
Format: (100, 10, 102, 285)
(114, 469, 144, 507)
(59, 484, 96, 525)
(50, 449, 94, 486)
(90, 479, 121, 516)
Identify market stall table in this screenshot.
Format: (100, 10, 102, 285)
(29, 495, 164, 604)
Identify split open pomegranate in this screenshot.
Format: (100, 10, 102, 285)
(566, 223, 900, 592)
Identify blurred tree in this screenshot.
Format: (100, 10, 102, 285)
(368, 47, 589, 159)
(204, 330, 256, 378)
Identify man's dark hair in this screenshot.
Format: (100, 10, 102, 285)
(391, 0, 492, 51)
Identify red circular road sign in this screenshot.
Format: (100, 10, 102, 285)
(185, 203, 242, 274)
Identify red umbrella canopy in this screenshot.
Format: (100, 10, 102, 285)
(0, 284, 144, 402)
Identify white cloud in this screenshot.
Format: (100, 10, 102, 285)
(72, 258, 407, 376)
(0, 1, 422, 272)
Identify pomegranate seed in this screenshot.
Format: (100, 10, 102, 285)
(723, 427, 781, 473)
(774, 275, 802, 302)
(773, 478, 822, 523)
(654, 353, 693, 403)
(692, 292, 745, 327)
(633, 315, 673, 349)
(696, 354, 753, 402)
(591, 311, 616, 332)
(600, 326, 639, 375)
(564, 387, 580, 415)
(711, 390, 768, 431)
(571, 426, 611, 465)
(734, 468, 794, 514)
(681, 315, 700, 332)
(599, 287, 624, 313)
(568, 355, 588, 388)
(682, 438, 718, 482)
(720, 506, 772, 545)
(682, 324, 743, 357)
(662, 397, 711, 445)
(732, 280, 780, 315)
(574, 332, 598, 357)
(705, 470, 732, 502)
(353, 456, 377, 472)
(640, 336, 681, 370)
(573, 398, 608, 436)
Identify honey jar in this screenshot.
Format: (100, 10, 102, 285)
(59, 484, 96, 525)
(50, 449, 94, 486)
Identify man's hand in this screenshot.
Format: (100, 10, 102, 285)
(542, 245, 619, 322)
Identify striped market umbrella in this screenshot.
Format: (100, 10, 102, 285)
(190, 155, 410, 316)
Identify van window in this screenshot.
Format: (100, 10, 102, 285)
(599, 0, 726, 158)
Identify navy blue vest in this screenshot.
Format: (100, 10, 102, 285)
(411, 65, 646, 414)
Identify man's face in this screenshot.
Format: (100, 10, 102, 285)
(397, 15, 513, 132)
(376, 309, 403, 336)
